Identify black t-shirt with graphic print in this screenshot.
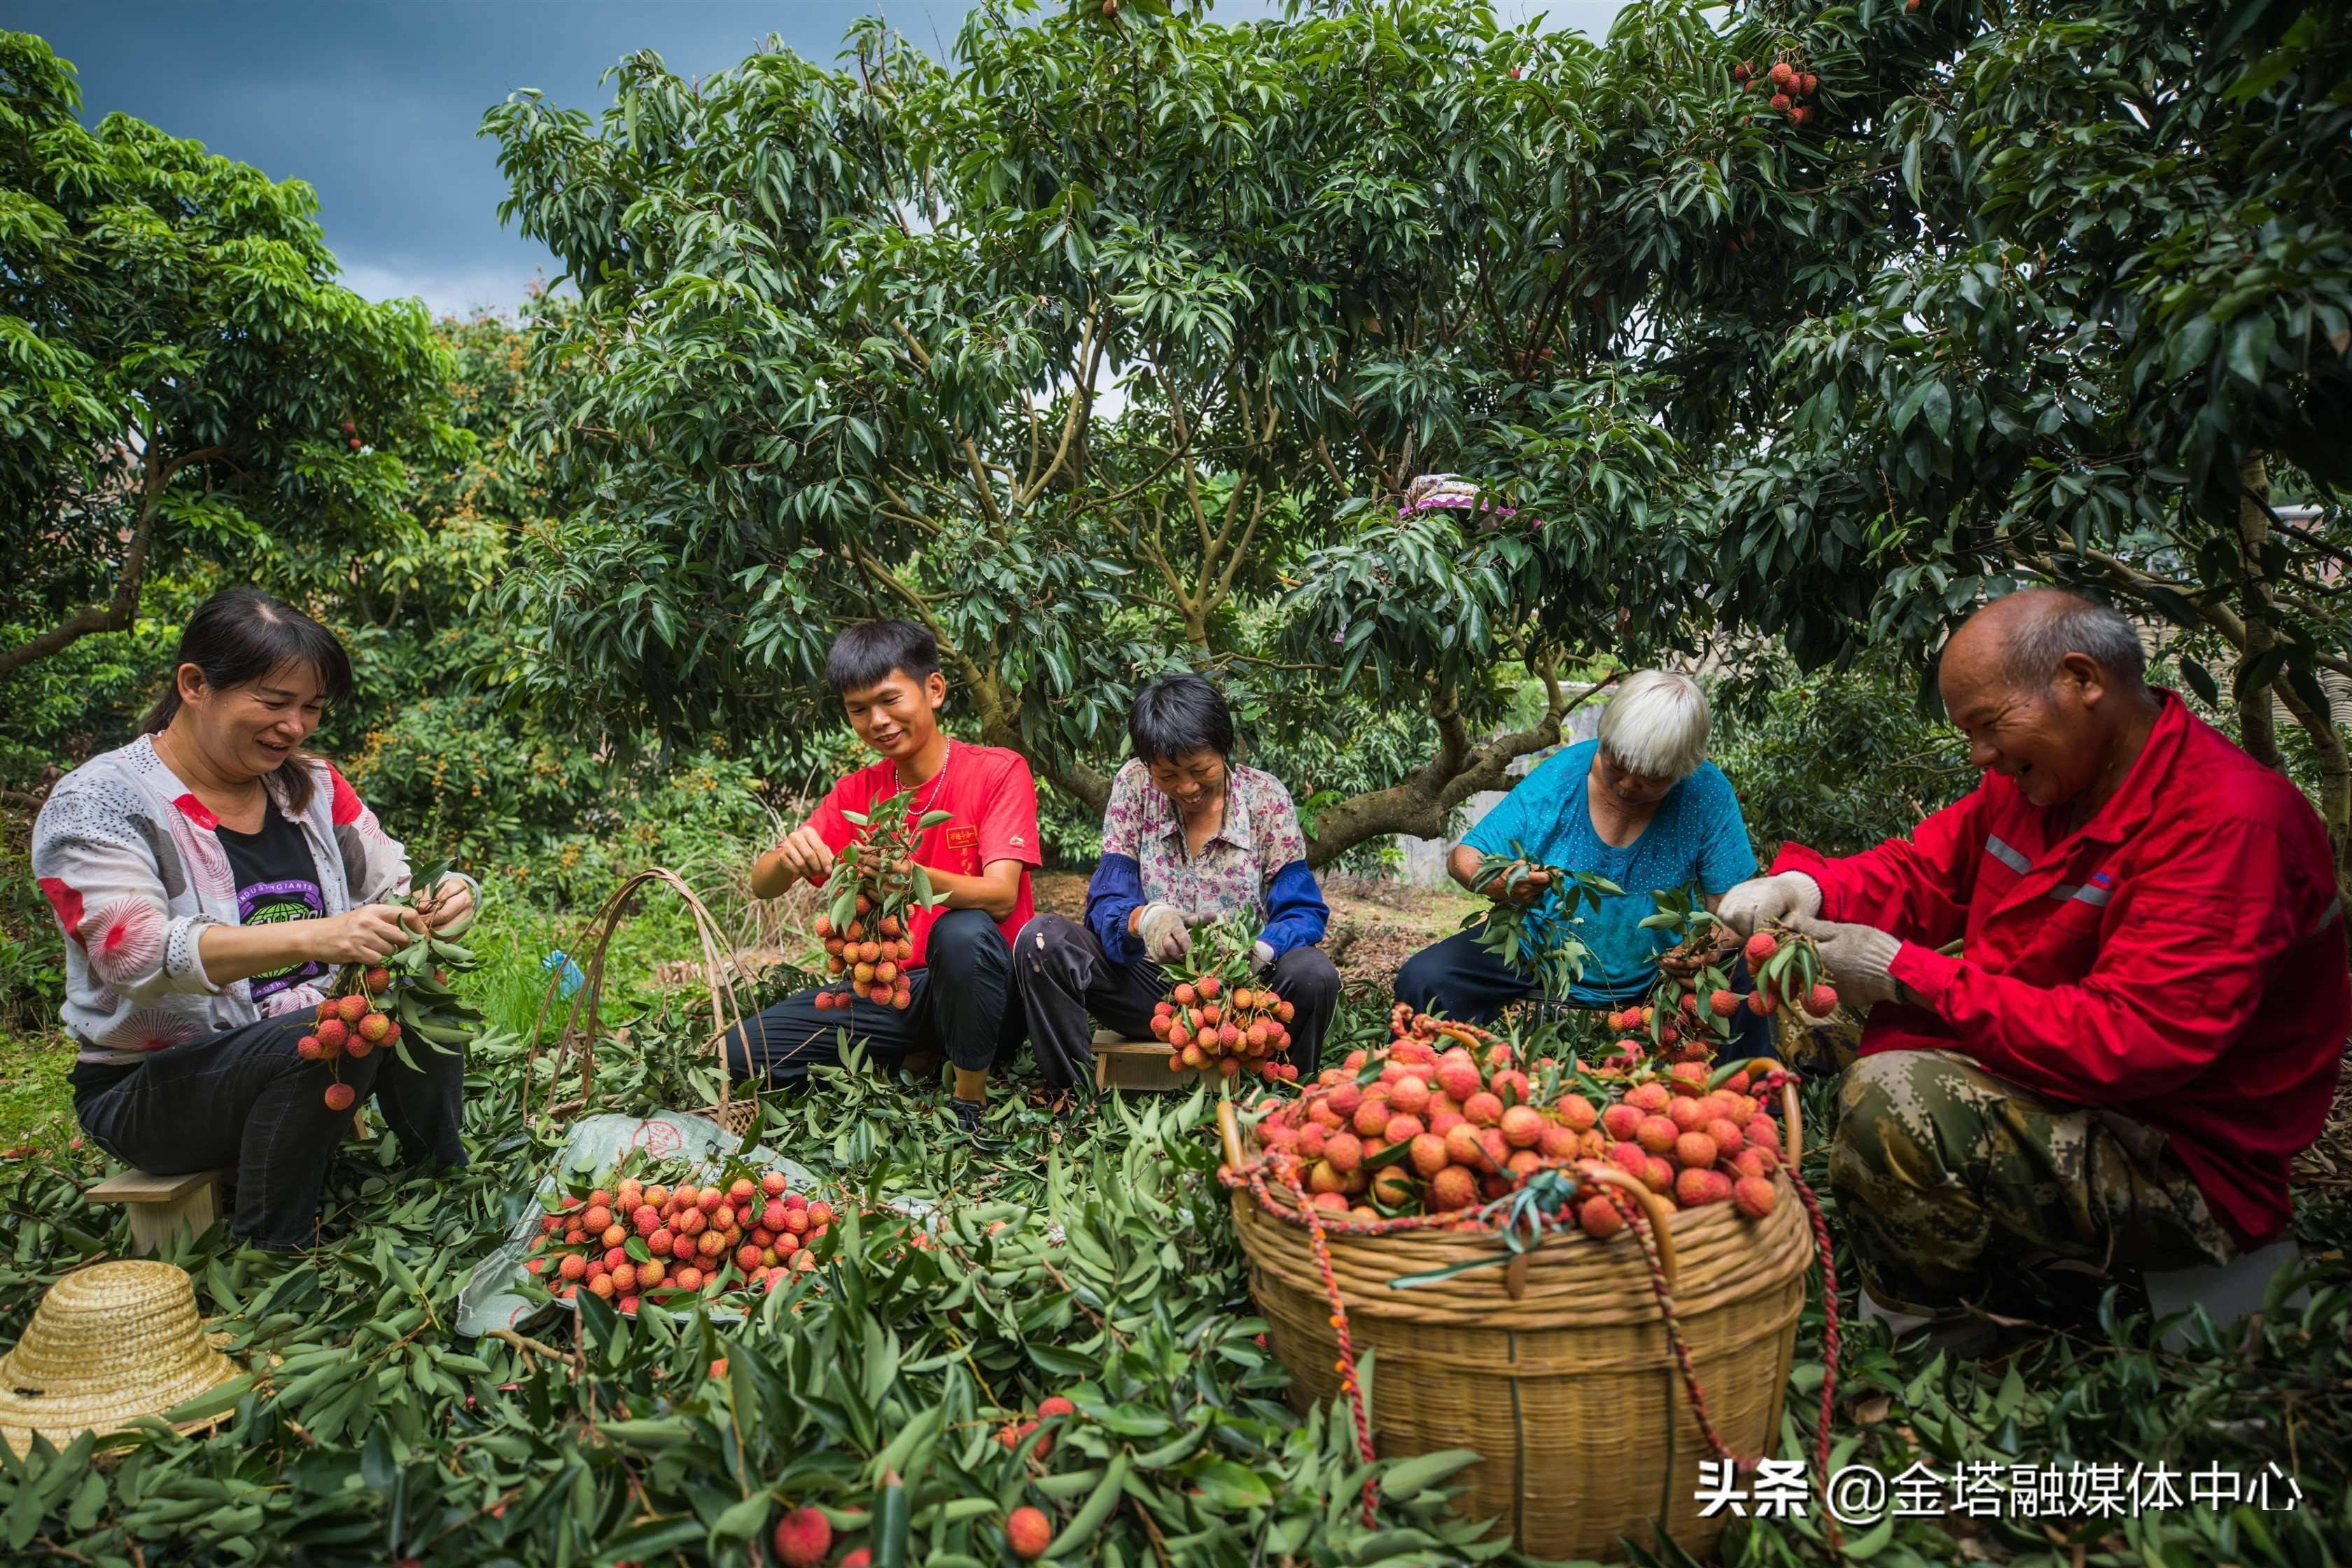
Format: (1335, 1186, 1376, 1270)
(216, 800, 328, 1002)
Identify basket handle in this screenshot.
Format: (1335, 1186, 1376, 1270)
(1718, 1056, 1803, 1166)
(1216, 1099, 1246, 1170)
(524, 866, 755, 1130)
(1576, 1161, 1679, 1289)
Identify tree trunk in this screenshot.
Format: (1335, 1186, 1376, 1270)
(2234, 454, 2285, 770)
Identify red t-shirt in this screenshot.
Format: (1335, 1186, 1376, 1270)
(809, 741, 1040, 967)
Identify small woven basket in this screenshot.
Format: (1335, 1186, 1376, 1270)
(0, 1261, 241, 1456)
(528, 867, 760, 1136)
(1219, 1075, 1814, 1562)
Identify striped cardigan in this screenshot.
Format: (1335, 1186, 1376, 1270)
(31, 736, 415, 1065)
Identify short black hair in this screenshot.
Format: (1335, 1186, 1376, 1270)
(825, 620, 940, 695)
(1128, 672, 1234, 765)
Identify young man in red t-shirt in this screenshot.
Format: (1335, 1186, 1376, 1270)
(732, 621, 1041, 1135)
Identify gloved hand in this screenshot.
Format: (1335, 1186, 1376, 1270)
(1717, 872, 1822, 936)
(1788, 916, 1905, 1011)
(1252, 939, 1277, 974)
(1138, 903, 1193, 963)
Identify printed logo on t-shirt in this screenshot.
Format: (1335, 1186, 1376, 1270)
(240, 876, 327, 1000)
(944, 825, 981, 873)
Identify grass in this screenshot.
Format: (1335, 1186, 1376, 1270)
(0, 1026, 71, 1149)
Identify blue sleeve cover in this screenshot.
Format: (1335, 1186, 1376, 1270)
(1087, 853, 1148, 963)
(1259, 860, 1331, 957)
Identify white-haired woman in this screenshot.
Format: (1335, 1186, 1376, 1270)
(1396, 671, 1770, 1052)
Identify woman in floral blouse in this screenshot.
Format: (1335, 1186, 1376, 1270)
(1015, 673, 1340, 1086)
(31, 589, 477, 1251)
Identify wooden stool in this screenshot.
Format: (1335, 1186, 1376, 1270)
(1091, 1029, 1207, 1092)
(85, 1168, 227, 1255)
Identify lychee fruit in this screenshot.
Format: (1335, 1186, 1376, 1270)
(297, 1035, 324, 1061)
(1537, 1124, 1581, 1159)
(1747, 990, 1777, 1016)
(1804, 983, 1839, 1017)
(1434, 1054, 1481, 1102)
(363, 966, 391, 995)
(1443, 1124, 1490, 1170)
(358, 1011, 391, 1044)
(1323, 1132, 1364, 1174)
(1744, 931, 1779, 965)
(1389, 1074, 1431, 1114)
(1675, 1168, 1735, 1208)
(315, 1018, 349, 1051)
(1578, 1194, 1625, 1240)
(336, 993, 369, 1023)
(1607, 1142, 1648, 1179)
(1006, 1504, 1053, 1560)
(1600, 1103, 1645, 1142)
(1674, 1132, 1718, 1169)
(1768, 61, 1794, 87)
(1734, 1176, 1777, 1219)
(1642, 1156, 1676, 1195)
(772, 1506, 832, 1568)
(1429, 1166, 1479, 1210)
(1464, 1091, 1504, 1127)
(1499, 1105, 1544, 1149)
(1636, 1116, 1680, 1156)
(1705, 1118, 1748, 1158)
(1709, 990, 1740, 1018)
(1626, 1082, 1671, 1114)
(1555, 1093, 1597, 1131)
(323, 1082, 356, 1112)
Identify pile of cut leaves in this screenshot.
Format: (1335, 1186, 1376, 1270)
(1, 993, 2347, 1567)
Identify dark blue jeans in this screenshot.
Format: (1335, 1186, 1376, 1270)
(73, 1011, 467, 1251)
(724, 908, 1022, 1085)
(1394, 927, 1777, 1061)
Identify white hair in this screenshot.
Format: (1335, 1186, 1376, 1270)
(1597, 670, 1712, 780)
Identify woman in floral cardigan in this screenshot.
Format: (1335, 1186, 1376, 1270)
(1014, 673, 1340, 1087)
(31, 589, 477, 1251)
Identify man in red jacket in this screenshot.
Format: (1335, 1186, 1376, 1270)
(1720, 589, 2346, 1329)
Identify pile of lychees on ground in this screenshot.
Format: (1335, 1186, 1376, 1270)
(524, 1163, 836, 1315)
(1247, 1005, 1791, 1240)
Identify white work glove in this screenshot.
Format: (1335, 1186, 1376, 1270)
(1252, 939, 1276, 974)
(1137, 903, 1193, 963)
(1717, 872, 1822, 936)
(1788, 916, 1905, 1011)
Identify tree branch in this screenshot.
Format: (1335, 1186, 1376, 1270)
(0, 444, 224, 680)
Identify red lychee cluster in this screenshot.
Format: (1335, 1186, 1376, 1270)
(1732, 55, 1823, 126)
(1740, 927, 1839, 1020)
(1246, 1009, 1793, 1236)
(524, 1166, 836, 1316)
(299, 970, 399, 1111)
(813, 906, 913, 1012)
(1154, 969, 1298, 1079)
(811, 782, 944, 1011)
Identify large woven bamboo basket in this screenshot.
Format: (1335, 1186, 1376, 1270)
(1218, 1082, 1814, 1563)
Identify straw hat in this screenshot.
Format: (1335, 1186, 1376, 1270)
(0, 1261, 241, 1455)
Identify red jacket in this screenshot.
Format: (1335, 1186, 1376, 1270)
(1772, 692, 2346, 1248)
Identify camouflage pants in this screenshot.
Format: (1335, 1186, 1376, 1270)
(1829, 1050, 2234, 1312)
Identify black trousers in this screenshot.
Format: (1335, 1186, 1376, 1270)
(1394, 926, 1777, 1060)
(724, 908, 1021, 1086)
(72, 1011, 468, 1252)
(1014, 912, 1343, 1089)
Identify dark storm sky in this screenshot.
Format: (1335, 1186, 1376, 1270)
(5, 1, 1627, 316)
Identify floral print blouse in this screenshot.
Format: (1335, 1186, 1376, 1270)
(1085, 760, 1329, 962)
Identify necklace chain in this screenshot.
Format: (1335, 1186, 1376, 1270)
(897, 739, 951, 822)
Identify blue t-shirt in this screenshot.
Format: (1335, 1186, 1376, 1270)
(1461, 740, 1756, 1004)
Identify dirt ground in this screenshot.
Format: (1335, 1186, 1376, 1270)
(1028, 869, 1479, 999)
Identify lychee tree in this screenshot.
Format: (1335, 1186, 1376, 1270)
(0, 31, 463, 683)
(482, 1, 1732, 864)
(1679, 0, 2352, 883)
